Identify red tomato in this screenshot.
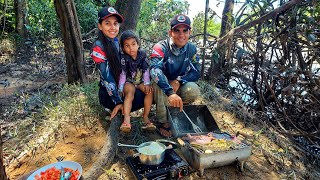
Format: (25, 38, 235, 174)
(34, 166, 80, 180)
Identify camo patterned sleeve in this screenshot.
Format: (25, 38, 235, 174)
(150, 43, 175, 96)
(178, 45, 201, 84)
(91, 43, 123, 105)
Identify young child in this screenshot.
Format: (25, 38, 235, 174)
(118, 30, 156, 132)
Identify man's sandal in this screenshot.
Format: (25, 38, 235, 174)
(157, 123, 172, 138)
(120, 122, 131, 133)
(141, 122, 157, 131)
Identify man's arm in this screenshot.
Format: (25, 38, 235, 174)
(150, 43, 175, 96)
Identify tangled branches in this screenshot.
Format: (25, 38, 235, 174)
(213, 0, 319, 157)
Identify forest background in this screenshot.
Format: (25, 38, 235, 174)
(0, 0, 319, 179)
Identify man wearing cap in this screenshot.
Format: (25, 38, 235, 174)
(150, 14, 201, 138)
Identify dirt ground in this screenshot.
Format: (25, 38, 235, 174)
(1, 39, 319, 180)
(4, 114, 281, 180)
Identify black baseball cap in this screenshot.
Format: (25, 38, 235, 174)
(170, 14, 191, 29)
(98, 6, 124, 23)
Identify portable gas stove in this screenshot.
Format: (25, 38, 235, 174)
(126, 149, 190, 180)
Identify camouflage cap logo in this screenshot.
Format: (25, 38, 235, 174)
(177, 15, 186, 22)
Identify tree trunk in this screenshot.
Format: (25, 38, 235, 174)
(253, 23, 264, 111)
(14, 0, 27, 37)
(200, 0, 209, 79)
(208, 0, 234, 82)
(115, 0, 142, 32)
(54, 0, 87, 84)
(0, 126, 8, 180)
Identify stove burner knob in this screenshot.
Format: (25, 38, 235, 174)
(180, 168, 189, 176)
(169, 168, 178, 179)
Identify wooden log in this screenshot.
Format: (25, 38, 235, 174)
(83, 115, 122, 179)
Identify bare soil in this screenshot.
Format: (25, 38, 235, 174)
(1, 39, 319, 180)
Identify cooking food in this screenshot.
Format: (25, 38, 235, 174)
(208, 132, 242, 144)
(118, 141, 169, 165)
(182, 133, 215, 145)
(203, 139, 236, 151)
(138, 142, 165, 155)
(183, 132, 243, 151)
(34, 167, 80, 180)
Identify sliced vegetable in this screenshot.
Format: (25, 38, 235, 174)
(34, 167, 80, 180)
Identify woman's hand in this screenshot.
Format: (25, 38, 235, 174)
(110, 104, 123, 120)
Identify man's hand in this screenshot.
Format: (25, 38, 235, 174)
(110, 104, 123, 120)
(168, 93, 183, 111)
(170, 80, 180, 93)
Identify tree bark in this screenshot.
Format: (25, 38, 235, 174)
(200, 0, 209, 79)
(83, 116, 122, 180)
(14, 0, 27, 37)
(54, 0, 87, 84)
(208, 0, 234, 81)
(0, 126, 8, 180)
(115, 0, 142, 32)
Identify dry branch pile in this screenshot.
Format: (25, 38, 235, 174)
(207, 0, 319, 159)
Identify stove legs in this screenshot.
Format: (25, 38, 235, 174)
(197, 168, 204, 177)
(236, 160, 245, 172)
(197, 161, 245, 177)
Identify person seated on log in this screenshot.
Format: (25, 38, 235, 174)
(90, 6, 145, 129)
(118, 30, 156, 133)
(150, 14, 201, 138)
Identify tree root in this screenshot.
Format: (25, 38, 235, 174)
(83, 115, 121, 180)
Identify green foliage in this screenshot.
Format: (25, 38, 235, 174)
(25, 0, 119, 38)
(28, 0, 59, 37)
(43, 82, 101, 127)
(79, 80, 102, 109)
(192, 12, 221, 37)
(74, 0, 99, 33)
(0, 0, 16, 33)
(27, 0, 101, 38)
(137, 0, 189, 42)
(296, 4, 319, 44)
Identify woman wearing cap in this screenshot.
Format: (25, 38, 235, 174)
(91, 6, 145, 127)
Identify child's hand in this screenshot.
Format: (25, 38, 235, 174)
(144, 85, 152, 94)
